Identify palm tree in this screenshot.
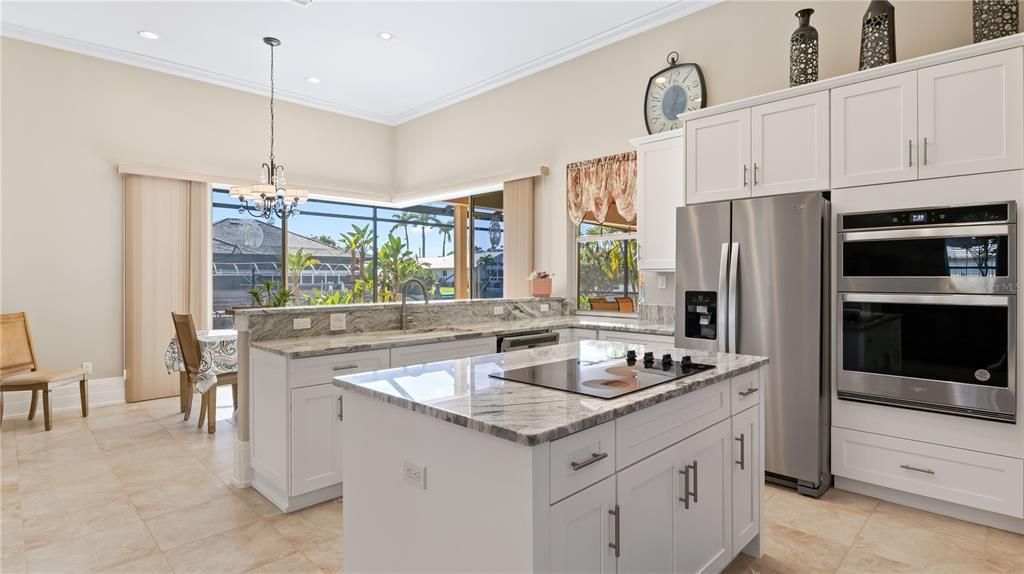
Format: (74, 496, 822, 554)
(340, 223, 372, 279)
(287, 249, 320, 304)
(411, 212, 438, 258)
(438, 224, 454, 256)
(377, 234, 420, 301)
(392, 213, 417, 250)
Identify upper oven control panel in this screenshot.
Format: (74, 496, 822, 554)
(841, 202, 1014, 231)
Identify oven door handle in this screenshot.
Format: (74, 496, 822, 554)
(842, 224, 1010, 242)
(841, 293, 1010, 307)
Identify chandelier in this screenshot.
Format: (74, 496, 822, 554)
(229, 37, 307, 219)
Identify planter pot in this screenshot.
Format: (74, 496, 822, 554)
(531, 277, 552, 297)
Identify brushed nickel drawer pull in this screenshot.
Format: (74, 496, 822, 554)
(608, 505, 620, 558)
(678, 467, 690, 508)
(923, 137, 928, 166)
(332, 364, 360, 372)
(738, 387, 759, 397)
(570, 452, 608, 471)
(735, 434, 746, 470)
(743, 165, 749, 187)
(337, 396, 343, 421)
(908, 139, 912, 167)
(900, 464, 935, 475)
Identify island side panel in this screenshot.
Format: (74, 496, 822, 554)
(342, 391, 547, 572)
(251, 348, 290, 510)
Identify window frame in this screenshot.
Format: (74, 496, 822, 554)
(574, 222, 639, 317)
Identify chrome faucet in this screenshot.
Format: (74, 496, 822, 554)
(400, 278, 430, 332)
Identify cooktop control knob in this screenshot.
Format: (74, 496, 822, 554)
(643, 351, 655, 361)
(626, 349, 637, 361)
(661, 353, 674, 365)
(680, 355, 692, 366)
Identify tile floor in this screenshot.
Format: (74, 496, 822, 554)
(2, 393, 1022, 573)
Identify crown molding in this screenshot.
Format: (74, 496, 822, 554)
(2, 1, 717, 127)
(388, 1, 719, 124)
(0, 22, 398, 126)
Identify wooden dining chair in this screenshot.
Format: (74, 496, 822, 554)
(615, 297, 636, 313)
(588, 297, 619, 312)
(0, 312, 88, 431)
(170, 313, 237, 434)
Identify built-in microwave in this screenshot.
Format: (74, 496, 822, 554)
(839, 202, 1016, 294)
(837, 203, 1017, 422)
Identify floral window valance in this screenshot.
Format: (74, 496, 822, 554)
(566, 151, 637, 225)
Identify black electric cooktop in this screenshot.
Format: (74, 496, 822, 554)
(489, 351, 714, 399)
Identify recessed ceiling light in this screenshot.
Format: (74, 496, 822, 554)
(377, 32, 394, 41)
(305, 76, 321, 84)
(137, 30, 159, 40)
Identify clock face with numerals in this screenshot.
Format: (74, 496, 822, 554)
(645, 62, 705, 134)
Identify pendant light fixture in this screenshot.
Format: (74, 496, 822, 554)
(229, 36, 308, 290)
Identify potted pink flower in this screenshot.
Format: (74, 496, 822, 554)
(528, 271, 553, 297)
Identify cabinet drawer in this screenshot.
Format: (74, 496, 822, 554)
(390, 337, 496, 368)
(832, 427, 1024, 518)
(550, 421, 616, 504)
(615, 382, 730, 470)
(730, 370, 760, 414)
(289, 349, 390, 389)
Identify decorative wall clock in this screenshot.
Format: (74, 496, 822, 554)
(644, 51, 706, 134)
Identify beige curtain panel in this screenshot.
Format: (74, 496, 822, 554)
(566, 151, 637, 225)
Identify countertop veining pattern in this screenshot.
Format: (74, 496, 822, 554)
(333, 340, 767, 446)
(252, 315, 674, 358)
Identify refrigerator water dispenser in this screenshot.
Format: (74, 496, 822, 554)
(683, 291, 717, 340)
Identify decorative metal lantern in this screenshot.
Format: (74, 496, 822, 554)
(859, 0, 896, 70)
(790, 8, 819, 87)
(973, 0, 1019, 43)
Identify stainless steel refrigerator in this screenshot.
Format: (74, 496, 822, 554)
(674, 192, 831, 496)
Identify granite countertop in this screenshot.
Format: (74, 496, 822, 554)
(333, 340, 768, 446)
(251, 315, 674, 358)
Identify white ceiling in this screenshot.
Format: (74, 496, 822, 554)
(1, 1, 714, 125)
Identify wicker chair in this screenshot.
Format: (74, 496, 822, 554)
(0, 313, 88, 431)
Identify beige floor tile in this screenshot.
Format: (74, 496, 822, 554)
(163, 521, 295, 574)
(22, 497, 159, 573)
(85, 409, 155, 432)
(766, 486, 872, 546)
(295, 499, 342, 531)
(110, 450, 209, 495)
(15, 426, 98, 460)
(271, 510, 342, 552)
(95, 552, 174, 574)
(19, 474, 125, 519)
(852, 503, 988, 571)
(836, 546, 918, 573)
(16, 456, 116, 495)
(144, 492, 261, 551)
(723, 553, 756, 574)
(754, 521, 851, 574)
(984, 528, 1024, 573)
(129, 470, 231, 519)
(246, 552, 325, 574)
(91, 420, 176, 453)
(301, 540, 343, 574)
(232, 486, 284, 519)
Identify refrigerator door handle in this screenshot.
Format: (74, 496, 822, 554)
(718, 242, 730, 353)
(728, 242, 739, 353)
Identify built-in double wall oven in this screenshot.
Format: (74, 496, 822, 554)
(838, 202, 1017, 422)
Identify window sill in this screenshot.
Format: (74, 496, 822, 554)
(575, 310, 639, 320)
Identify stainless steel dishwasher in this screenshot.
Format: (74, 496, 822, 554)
(496, 330, 560, 353)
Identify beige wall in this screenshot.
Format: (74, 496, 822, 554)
(1, 38, 395, 378)
(395, 0, 1005, 298)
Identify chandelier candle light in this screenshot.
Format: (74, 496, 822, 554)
(229, 37, 308, 287)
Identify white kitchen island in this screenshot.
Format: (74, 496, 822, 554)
(334, 340, 768, 573)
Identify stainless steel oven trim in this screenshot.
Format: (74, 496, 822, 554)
(839, 224, 1016, 295)
(839, 201, 1016, 232)
(837, 292, 1017, 421)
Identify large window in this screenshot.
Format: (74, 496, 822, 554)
(212, 189, 502, 326)
(577, 220, 638, 314)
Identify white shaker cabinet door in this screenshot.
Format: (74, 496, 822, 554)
(548, 477, 618, 574)
(752, 91, 830, 197)
(831, 71, 918, 188)
(636, 133, 685, 270)
(731, 406, 760, 555)
(616, 441, 681, 574)
(918, 48, 1024, 180)
(686, 109, 751, 204)
(290, 384, 343, 496)
(675, 418, 733, 574)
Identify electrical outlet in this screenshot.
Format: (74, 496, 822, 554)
(82, 362, 93, 375)
(657, 275, 667, 289)
(404, 461, 427, 489)
(540, 303, 550, 312)
(493, 306, 504, 316)
(293, 317, 312, 330)
(330, 313, 347, 331)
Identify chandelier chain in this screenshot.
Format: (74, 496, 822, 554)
(269, 42, 275, 168)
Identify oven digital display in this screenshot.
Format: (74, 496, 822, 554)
(910, 213, 927, 223)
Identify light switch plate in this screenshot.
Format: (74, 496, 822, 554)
(493, 306, 504, 316)
(330, 313, 347, 331)
(293, 317, 312, 330)
(658, 275, 667, 289)
(82, 362, 93, 375)
(540, 303, 550, 312)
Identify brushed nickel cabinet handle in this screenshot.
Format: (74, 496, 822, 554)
(735, 434, 746, 470)
(332, 364, 360, 372)
(691, 460, 699, 503)
(743, 165, 749, 187)
(607, 505, 620, 558)
(570, 452, 608, 471)
(908, 139, 913, 167)
(900, 464, 935, 475)
(738, 387, 759, 397)
(753, 163, 759, 185)
(678, 467, 690, 508)
(923, 137, 928, 166)
(337, 396, 343, 421)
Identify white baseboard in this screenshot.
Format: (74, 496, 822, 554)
(835, 476, 1024, 535)
(2, 376, 125, 417)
